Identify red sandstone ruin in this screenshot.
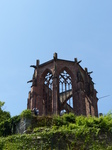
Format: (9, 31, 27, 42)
(27, 53, 98, 116)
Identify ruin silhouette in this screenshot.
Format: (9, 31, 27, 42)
(27, 53, 98, 116)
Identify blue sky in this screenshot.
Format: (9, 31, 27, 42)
(0, 0, 112, 116)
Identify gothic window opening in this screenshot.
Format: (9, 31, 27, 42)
(59, 70, 73, 114)
(43, 72, 53, 115)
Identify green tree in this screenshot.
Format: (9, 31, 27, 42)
(0, 101, 5, 110)
(0, 100, 11, 123)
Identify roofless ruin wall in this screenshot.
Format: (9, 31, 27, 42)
(27, 53, 98, 117)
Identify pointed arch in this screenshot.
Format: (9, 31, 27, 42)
(42, 68, 53, 115)
(58, 67, 74, 114)
(41, 68, 53, 78)
(58, 66, 74, 80)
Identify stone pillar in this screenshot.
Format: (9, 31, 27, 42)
(93, 90, 98, 117)
(53, 76, 58, 115)
(76, 82, 86, 115)
(91, 98, 95, 116)
(85, 96, 90, 116)
(94, 100, 98, 117)
(36, 59, 40, 67)
(36, 82, 44, 116)
(53, 52, 58, 60)
(78, 90, 86, 115)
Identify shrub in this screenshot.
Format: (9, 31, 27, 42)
(0, 119, 12, 137)
(20, 109, 31, 119)
(53, 115, 66, 126)
(62, 113, 76, 123)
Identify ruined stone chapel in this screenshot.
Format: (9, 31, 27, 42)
(27, 53, 98, 117)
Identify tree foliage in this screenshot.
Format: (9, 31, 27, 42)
(0, 113, 112, 149)
(20, 109, 31, 119)
(0, 100, 11, 123)
(0, 101, 5, 110)
(0, 108, 112, 149)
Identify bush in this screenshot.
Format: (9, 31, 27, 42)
(20, 109, 31, 119)
(0, 113, 112, 149)
(62, 113, 76, 123)
(53, 115, 66, 126)
(0, 119, 12, 137)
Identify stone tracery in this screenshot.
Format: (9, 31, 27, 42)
(27, 53, 98, 117)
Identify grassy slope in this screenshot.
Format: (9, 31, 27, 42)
(0, 113, 112, 150)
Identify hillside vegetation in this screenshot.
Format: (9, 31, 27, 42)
(0, 110, 112, 150)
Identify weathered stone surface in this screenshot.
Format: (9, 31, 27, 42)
(27, 53, 98, 117)
(15, 118, 31, 134)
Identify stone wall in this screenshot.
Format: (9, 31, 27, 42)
(15, 118, 31, 134)
(27, 53, 98, 117)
